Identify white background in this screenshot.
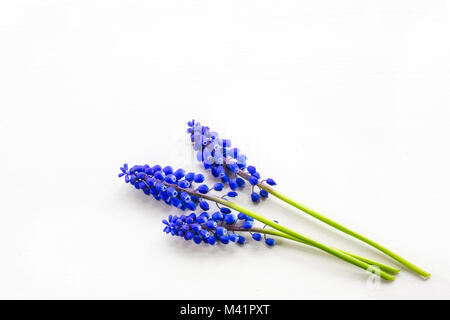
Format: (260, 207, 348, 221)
(1, 1, 449, 299)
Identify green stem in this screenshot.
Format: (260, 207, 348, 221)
(239, 172, 429, 278)
(248, 227, 400, 275)
(209, 197, 395, 281)
(164, 180, 396, 279)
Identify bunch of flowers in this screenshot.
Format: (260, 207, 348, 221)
(186, 119, 430, 279)
(118, 163, 399, 280)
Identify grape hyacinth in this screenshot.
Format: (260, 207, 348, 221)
(162, 212, 277, 247)
(118, 163, 398, 280)
(186, 119, 430, 279)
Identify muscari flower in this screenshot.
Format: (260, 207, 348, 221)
(118, 163, 398, 280)
(186, 120, 276, 203)
(162, 212, 277, 247)
(184, 119, 429, 279)
(118, 163, 275, 246)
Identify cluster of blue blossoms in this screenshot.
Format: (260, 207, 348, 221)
(118, 163, 275, 246)
(163, 212, 275, 246)
(186, 120, 277, 203)
(119, 163, 206, 211)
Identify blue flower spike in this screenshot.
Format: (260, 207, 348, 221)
(187, 120, 278, 205)
(185, 121, 298, 211)
(160, 210, 281, 247)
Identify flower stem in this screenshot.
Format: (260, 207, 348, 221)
(234, 226, 400, 275)
(211, 197, 395, 281)
(238, 171, 429, 278)
(164, 180, 395, 280)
